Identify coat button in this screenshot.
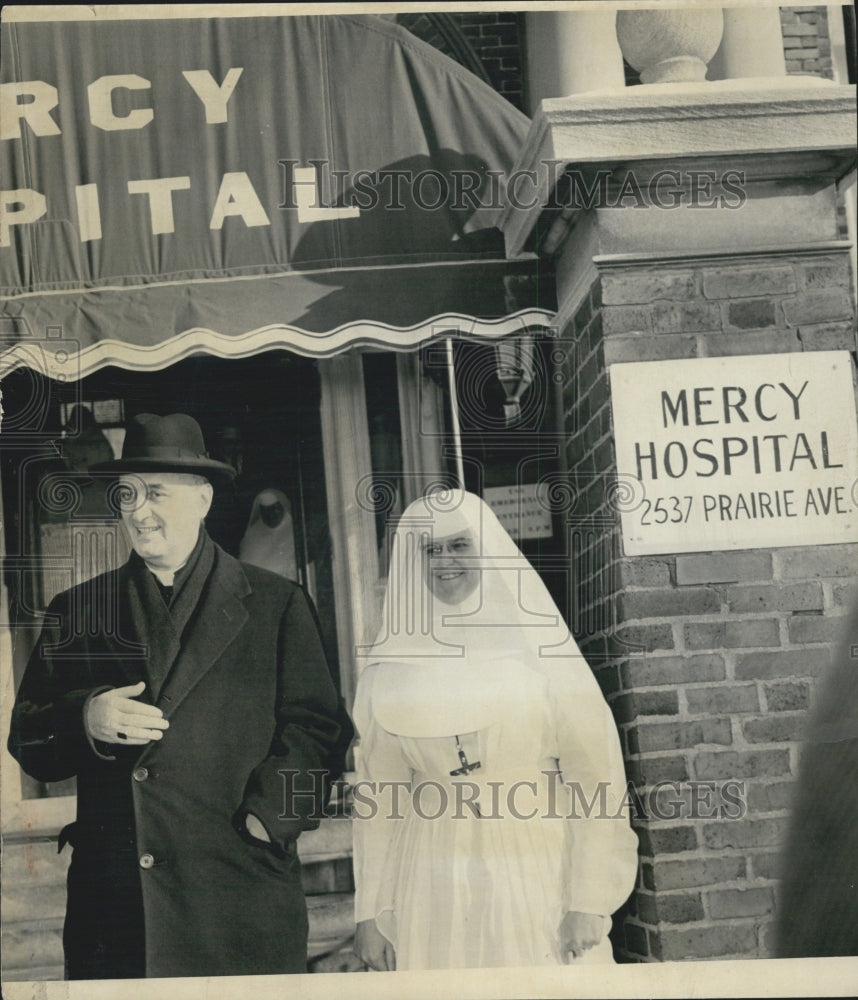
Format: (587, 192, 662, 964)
(133, 767, 149, 782)
(139, 853, 155, 869)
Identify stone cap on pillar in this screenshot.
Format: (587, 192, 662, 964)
(498, 77, 857, 258)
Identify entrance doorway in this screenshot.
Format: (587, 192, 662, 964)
(1, 351, 337, 803)
(1, 333, 566, 807)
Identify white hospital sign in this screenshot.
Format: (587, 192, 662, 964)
(610, 352, 858, 555)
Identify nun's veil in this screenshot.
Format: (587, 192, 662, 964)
(355, 489, 590, 737)
(361, 488, 579, 661)
(239, 489, 298, 579)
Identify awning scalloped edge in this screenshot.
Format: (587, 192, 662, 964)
(0, 310, 557, 381)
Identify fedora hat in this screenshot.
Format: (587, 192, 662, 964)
(91, 413, 236, 482)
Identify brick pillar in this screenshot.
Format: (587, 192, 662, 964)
(558, 249, 856, 961)
(499, 65, 856, 962)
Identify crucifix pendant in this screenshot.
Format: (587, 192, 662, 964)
(450, 734, 481, 776)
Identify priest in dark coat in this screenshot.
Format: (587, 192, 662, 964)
(8, 412, 353, 980)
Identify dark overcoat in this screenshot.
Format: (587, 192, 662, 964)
(8, 538, 352, 979)
(775, 592, 858, 957)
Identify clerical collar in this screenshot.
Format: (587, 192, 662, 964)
(145, 526, 206, 605)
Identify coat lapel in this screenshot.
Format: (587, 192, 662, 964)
(152, 548, 251, 717)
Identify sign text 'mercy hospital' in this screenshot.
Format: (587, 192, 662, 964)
(0, 68, 366, 248)
(0, 61, 747, 254)
(610, 354, 858, 556)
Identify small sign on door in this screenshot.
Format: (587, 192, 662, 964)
(484, 483, 553, 541)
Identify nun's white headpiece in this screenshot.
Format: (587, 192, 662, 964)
(357, 489, 586, 737)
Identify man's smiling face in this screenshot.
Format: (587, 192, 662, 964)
(119, 472, 212, 571)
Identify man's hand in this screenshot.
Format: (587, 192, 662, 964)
(354, 919, 396, 971)
(244, 813, 271, 843)
(558, 910, 609, 959)
(85, 682, 169, 745)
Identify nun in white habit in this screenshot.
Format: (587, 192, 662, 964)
(352, 490, 639, 971)
(239, 489, 298, 580)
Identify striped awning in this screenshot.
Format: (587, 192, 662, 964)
(0, 9, 554, 378)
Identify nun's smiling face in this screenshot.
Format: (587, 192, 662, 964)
(422, 530, 480, 605)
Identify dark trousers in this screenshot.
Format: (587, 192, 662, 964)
(64, 843, 146, 979)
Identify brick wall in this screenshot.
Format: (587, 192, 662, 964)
(560, 278, 622, 688)
(599, 252, 856, 361)
(558, 249, 857, 961)
(782, 6, 835, 78)
(454, 13, 526, 112)
(397, 12, 526, 112)
(617, 541, 856, 961)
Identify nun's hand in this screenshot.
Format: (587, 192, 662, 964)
(355, 919, 396, 971)
(559, 910, 609, 959)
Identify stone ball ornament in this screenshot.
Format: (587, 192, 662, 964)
(615, 8, 725, 84)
